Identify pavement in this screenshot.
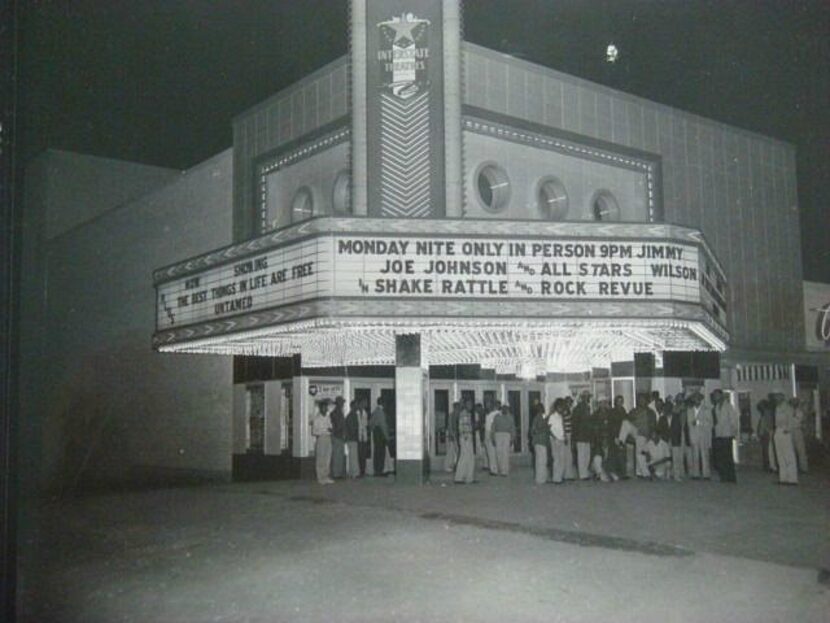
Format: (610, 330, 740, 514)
(16, 464, 830, 622)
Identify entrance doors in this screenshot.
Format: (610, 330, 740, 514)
(433, 388, 450, 456)
(613, 378, 635, 411)
(245, 384, 265, 454)
(460, 389, 475, 409)
(354, 387, 371, 412)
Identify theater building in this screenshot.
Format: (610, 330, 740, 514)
(20, 0, 825, 489)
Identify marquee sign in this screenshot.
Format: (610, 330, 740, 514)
(156, 230, 714, 333)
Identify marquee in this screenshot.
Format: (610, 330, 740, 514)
(153, 217, 728, 373)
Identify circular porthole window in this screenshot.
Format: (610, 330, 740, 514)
(331, 170, 352, 215)
(474, 163, 511, 213)
(591, 190, 620, 222)
(536, 176, 569, 220)
(291, 187, 314, 222)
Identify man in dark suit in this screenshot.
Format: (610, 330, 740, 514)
(605, 395, 628, 479)
(370, 398, 389, 476)
(329, 397, 347, 479)
(711, 389, 739, 483)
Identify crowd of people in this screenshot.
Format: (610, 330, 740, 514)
(309, 389, 810, 487)
(444, 389, 809, 487)
(310, 396, 393, 484)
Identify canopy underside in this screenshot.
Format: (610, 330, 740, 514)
(157, 317, 726, 376)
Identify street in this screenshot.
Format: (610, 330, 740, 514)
(18, 466, 830, 622)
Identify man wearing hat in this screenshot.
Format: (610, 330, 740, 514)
(630, 393, 657, 478)
(772, 393, 798, 485)
(668, 393, 688, 481)
(572, 390, 593, 479)
(687, 392, 713, 479)
(711, 389, 739, 483)
(491, 404, 516, 476)
(370, 397, 390, 476)
(483, 400, 501, 476)
(329, 396, 347, 479)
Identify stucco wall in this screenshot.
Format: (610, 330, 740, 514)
(463, 43, 804, 355)
(804, 281, 830, 352)
(20, 149, 234, 492)
(233, 56, 350, 241)
(37, 149, 179, 240)
(463, 130, 649, 222)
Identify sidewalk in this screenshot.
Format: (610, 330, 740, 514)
(17, 464, 829, 622)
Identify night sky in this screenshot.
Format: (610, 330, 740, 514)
(19, 0, 830, 281)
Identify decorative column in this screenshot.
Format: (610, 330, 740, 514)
(263, 382, 283, 455)
(442, 0, 463, 217)
(290, 354, 316, 478)
(350, 0, 369, 215)
(395, 333, 430, 484)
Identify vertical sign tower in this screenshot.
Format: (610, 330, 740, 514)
(350, 0, 462, 482)
(352, 0, 459, 218)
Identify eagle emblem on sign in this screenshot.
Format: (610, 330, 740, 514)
(378, 12, 430, 99)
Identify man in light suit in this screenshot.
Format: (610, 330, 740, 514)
(687, 393, 713, 479)
(773, 393, 798, 485)
(790, 397, 809, 474)
(454, 400, 476, 484)
(668, 394, 687, 481)
(711, 389, 739, 483)
(483, 401, 500, 476)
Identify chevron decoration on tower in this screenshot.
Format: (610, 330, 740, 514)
(379, 91, 432, 217)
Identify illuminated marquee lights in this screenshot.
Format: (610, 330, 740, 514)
(158, 317, 726, 374)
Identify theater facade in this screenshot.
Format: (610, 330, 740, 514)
(151, 0, 819, 482)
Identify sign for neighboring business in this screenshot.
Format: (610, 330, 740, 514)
(156, 233, 707, 331)
(803, 281, 830, 350)
(813, 302, 830, 347)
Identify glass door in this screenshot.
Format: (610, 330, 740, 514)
(245, 384, 265, 454)
(433, 389, 450, 456)
(483, 389, 497, 410)
(353, 387, 372, 413)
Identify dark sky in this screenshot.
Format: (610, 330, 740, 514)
(19, 0, 830, 281)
